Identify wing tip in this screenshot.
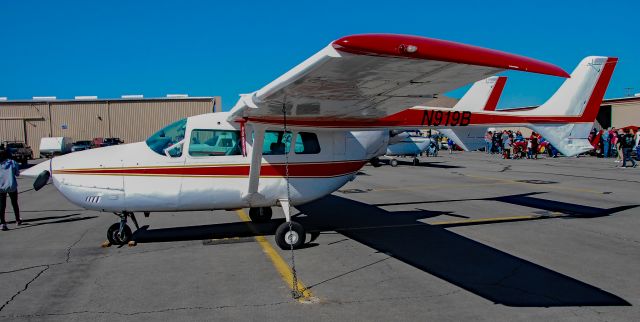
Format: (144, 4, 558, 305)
(332, 34, 570, 78)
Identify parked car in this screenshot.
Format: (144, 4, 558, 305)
(92, 137, 104, 148)
(71, 140, 93, 152)
(40, 137, 73, 158)
(3, 141, 33, 165)
(102, 137, 124, 147)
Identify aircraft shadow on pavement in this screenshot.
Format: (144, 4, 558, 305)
(393, 160, 464, 169)
(491, 193, 638, 218)
(132, 193, 632, 307)
(8, 214, 97, 230)
(298, 195, 631, 307)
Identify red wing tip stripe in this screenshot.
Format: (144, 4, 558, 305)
(332, 34, 569, 78)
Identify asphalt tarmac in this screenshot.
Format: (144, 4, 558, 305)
(0, 152, 638, 321)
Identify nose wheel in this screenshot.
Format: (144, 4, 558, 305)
(107, 223, 132, 246)
(106, 212, 138, 246)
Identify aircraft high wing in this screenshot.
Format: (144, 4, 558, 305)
(229, 34, 568, 127)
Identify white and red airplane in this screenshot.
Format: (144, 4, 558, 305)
(23, 34, 617, 249)
(382, 75, 509, 166)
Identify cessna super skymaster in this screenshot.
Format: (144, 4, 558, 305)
(23, 34, 617, 249)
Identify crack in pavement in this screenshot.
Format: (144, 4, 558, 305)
(65, 229, 89, 263)
(0, 300, 292, 318)
(0, 229, 89, 313)
(0, 265, 50, 312)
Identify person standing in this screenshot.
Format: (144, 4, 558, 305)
(613, 129, 623, 163)
(0, 150, 22, 231)
(485, 131, 493, 154)
(503, 134, 512, 159)
(529, 132, 539, 159)
(602, 129, 610, 158)
(620, 129, 637, 168)
(447, 138, 454, 154)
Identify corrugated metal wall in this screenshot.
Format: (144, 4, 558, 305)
(0, 120, 26, 142)
(109, 99, 215, 144)
(50, 102, 110, 139)
(0, 97, 217, 157)
(611, 101, 640, 128)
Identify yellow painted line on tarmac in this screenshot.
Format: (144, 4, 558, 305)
(236, 210, 314, 303)
(465, 174, 603, 195)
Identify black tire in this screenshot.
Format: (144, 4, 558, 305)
(107, 223, 132, 246)
(275, 221, 306, 250)
(390, 159, 399, 167)
(370, 157, 381, 168)
(249, 207, 272, 223)
(412, 158, 420, 166)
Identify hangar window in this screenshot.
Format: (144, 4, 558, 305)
(294, 132, 321, 154)
(189, 129, 242, 156)
(146, 118, 187, 157)
(262, 131, 292, 155)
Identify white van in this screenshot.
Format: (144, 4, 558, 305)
(40, 137, 73, 158)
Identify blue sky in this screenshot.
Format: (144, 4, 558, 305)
(1, 0, 637, 110)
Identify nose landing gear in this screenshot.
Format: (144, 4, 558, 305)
(107, 212, 139, 246)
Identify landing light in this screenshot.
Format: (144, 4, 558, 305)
(405, 45, 418, 53)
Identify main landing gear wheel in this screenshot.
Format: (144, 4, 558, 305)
(275, 221, 306, 250)
(249, 207, 273, 223)
(107, 223, 132, 246)
(390, 159, 399, 167)
(412, 157, 420, 166)
(370, 157, 382, 167)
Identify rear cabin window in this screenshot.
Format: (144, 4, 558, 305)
(189, 129, 242, 156)
(262, 131, 292, 155)
(294, 132, 321, 154)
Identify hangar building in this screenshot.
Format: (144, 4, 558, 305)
(596, 96, 640, 129)
(0, 96, 220, 157)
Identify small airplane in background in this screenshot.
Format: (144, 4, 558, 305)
(23, 34, 617, 250)
(378, 75, 509, 166)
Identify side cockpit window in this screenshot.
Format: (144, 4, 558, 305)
(145, 118, 187, 157)
(262, 131, 292, 155)
(189, 129, 242, 156)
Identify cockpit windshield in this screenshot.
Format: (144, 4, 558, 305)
(145, 118, 187, 156)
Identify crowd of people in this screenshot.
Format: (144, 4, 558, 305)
(484, 130, 557, 160)
(590, 127, 638, 168)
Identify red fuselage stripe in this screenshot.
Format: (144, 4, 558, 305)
(54, 160, 367, 178)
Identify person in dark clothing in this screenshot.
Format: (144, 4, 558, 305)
(620, 129, 637, 168)
(0, 150, 22, 230)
